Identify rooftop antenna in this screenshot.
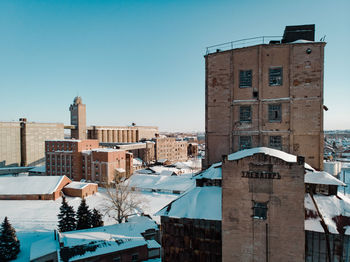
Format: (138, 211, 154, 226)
(320, 35, 326, 42)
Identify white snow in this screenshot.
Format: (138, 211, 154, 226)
(227, 147, 315, 170)
(126, 173, 195, 193)
(28, 165, 46, 173)
(0, 176, 67, 195)
(30, 235, 58, 261)
(91, 148, 123, 153)
(289, 39, 314, 43)
(195, 162, 222, 180)
(64, 182, 96, 190)
(305, 171, 346, 186)
(156, 186, 221, 220)
(60, 215, 158, 261)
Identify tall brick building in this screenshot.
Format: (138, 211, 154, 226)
(204, 25, 325, 170)
(70, 96, 87, 140)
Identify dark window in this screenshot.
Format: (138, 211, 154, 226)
(113, 257, 121, 262)
(253, 201, 267, 220)
(239, 70, 252, 88)
(131, 253, 138, 262)
(239, 136, 252, 150)
(268, 104, 281, 122)
(239, 106, 252, 123)
(269, 136, 282, 150)
(269, 67, 283, 86)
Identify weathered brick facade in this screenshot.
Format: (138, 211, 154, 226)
(205, 41, 325, 170)
(222, 152, 305, 262)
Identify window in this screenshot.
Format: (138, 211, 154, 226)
(239, 136, 252, 150)
(113, 257, 121, 262)
(239, 70, 252, 88)
(269, 136, 282, 150)
(131, 253, 139, 262)
(269, 67, 283, 86)
(268, 104, 281, 122)
(240, 106, 252, 123)
(253, 201, 267, 220)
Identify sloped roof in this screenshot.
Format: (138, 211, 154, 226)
(156, 186, 221, 220)
(227, 147, 314, 170)
(305, 171, 346, 186)
(0, 176, 69, 195)
(194, 162, 222, 180)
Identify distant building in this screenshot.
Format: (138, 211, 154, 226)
(0, 175, 71, 200)
(45, 140, 133, 183)
(0, 119, 64, 167)
(62, 181, 98, 198)
(204, 24, 325, 170)
(87, 125, 159, 143)
(154, 137, 188, 164)
(69, 96, 87, 140)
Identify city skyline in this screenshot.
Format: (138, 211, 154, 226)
(0, 0, 349, 132)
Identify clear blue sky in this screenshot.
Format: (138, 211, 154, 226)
(0, 0, 349, 131)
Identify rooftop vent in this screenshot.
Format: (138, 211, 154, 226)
(282, 24, 315, 43)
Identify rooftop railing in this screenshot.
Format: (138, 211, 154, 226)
(206, 36, 282, 55)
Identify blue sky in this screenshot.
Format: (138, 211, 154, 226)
(0, 0, 349, 131)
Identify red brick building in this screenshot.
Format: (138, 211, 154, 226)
(46, 140, 133, 184)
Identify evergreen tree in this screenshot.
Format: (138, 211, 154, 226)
(76, 198, 92, 230)
(0, 217, 20, 261)
(58, 197, 76, 232)
(91, 208, 104, 228)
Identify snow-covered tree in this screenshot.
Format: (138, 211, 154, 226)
(58, 197, 76, 232)
(0, 217, 20, 261)
(91, 208, 104, 228)
(76, 199, 92, 230)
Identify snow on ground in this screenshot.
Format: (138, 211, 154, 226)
(0, 190, 177, 261)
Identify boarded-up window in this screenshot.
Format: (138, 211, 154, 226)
(268, 104, 282, 122)
(253, 201, 268, 220)
(239, 136, 252, 150)
(269, 136, 282, 150)
(269, 67, 283, 86)
(239, 70, 252, 88)
(239, 106, 252, 123)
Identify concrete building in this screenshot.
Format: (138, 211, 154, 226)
(0, 119, 64, 167)
(204, 24, 325, 170)
(69, 96, 87, 140)
(46, 140, 133, 183)
(87, 125, 159, 143)
(0, 122, 21, 167)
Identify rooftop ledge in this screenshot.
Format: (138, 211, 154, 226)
(205, 36, 324, 55)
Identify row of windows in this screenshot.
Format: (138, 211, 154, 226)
(239, 104, 281, 123)
(239, 136, 282, 150)
(239, 67, 283, 88)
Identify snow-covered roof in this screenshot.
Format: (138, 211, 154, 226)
(127, 174, 195, 193)
(227, 147, 314, 170)
(0, 176, 69, 195)
(46, 139, 81, 142)
(146, 239, 161, 249)
(195, 162, 222, 180)
(156, 186, 221, 220)
(60, 215, 158, 261)
(289, 39, 315, 44)
(305, 171, 346, 186)
(305, 193, 350, 235)
(64, 182, 96, 190)
(28, 165, 46, 173)
(116, 168, 126, 173)
(30, 235, 59, 260)
(91, 148, 124, 153)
